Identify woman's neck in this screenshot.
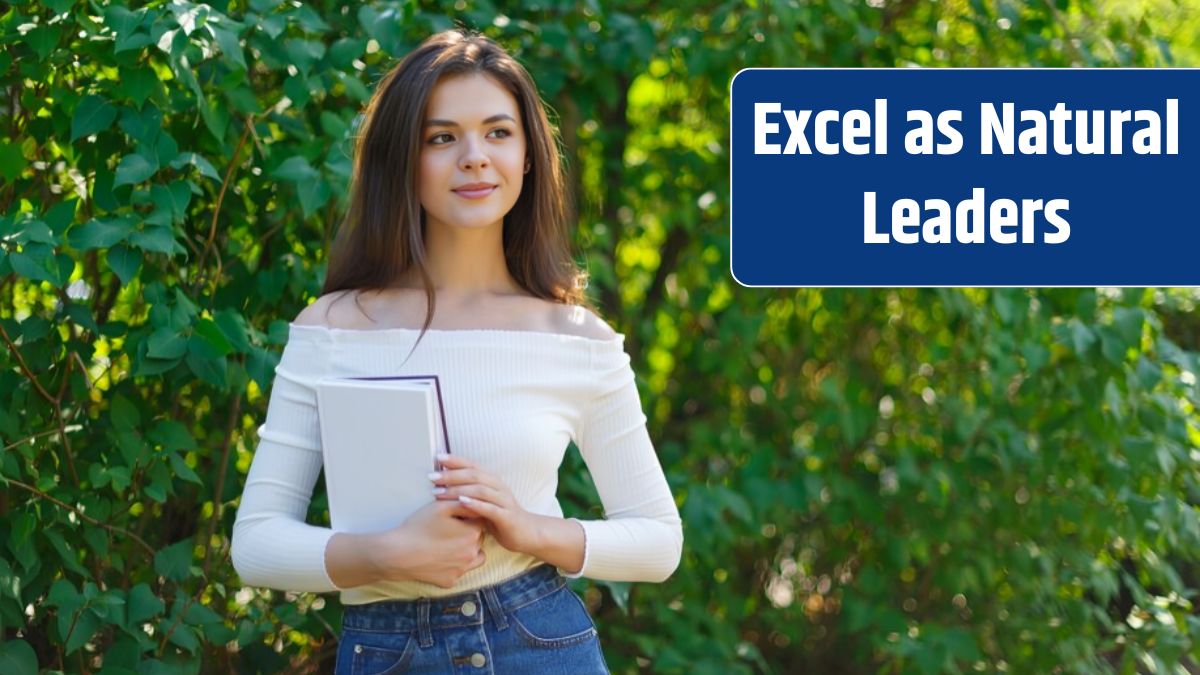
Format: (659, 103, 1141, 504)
(400, 221, 524, 296)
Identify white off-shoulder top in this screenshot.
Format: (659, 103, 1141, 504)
(230, 322, 683, 605)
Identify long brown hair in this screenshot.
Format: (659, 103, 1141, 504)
(321, 29, 588, 348)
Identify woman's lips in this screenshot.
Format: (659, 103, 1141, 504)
(453, 186, 496, 199)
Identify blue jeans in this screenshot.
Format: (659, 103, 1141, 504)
(334, 564, 611, 674)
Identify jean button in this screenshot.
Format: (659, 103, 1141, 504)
(461, 600, 477, 617)
(354, 645, 362, 654)
(470, 652, 486, 667)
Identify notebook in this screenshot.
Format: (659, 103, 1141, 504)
(315, 375, 451, 534)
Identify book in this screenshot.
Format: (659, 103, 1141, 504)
(315, 375, 451, 534)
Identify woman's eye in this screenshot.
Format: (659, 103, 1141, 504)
(488, 128, 512, 139)
(429, 133, 453, 144)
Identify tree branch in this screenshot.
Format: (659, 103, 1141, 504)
(5, 478, 155, 557)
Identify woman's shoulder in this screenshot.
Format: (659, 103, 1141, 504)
(292, 289, 382, 329)
(544, 302, 620, 342)
(293, 288, 619, 342)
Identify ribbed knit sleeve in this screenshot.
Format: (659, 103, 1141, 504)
(564, 339, 684, 582)
(230, 331, 341, 593)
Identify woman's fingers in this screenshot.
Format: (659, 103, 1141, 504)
(457, 495, 501, 518)
(434, 453, 473, 470)
(434, 482, 504, 505)
(430, 467, 501, 491)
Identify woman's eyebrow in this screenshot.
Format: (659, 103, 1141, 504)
(423, 113, 516, 128)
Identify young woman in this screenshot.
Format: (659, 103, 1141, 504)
(230, 29, 683, 674)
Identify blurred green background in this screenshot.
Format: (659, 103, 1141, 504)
(2, 0, 1200, 673)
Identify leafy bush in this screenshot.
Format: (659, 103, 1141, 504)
(1, 1, 1197, 673)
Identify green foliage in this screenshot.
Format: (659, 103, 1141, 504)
(1, 0, 1198, 673)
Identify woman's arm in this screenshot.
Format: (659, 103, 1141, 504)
(524, 515, 586, 575)
(559, 335, 684, 583)
(230, 356, 344, 592)
(324, 531, 386, 588)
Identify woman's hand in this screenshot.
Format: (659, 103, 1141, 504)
(371, 499, 487, 589)
(429, 453, 542, 556)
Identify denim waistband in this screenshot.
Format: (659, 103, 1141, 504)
(341, 564, 566, 634)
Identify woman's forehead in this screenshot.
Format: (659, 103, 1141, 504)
(425, 73, 520, 124)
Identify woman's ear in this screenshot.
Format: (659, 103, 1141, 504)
(524, 157, 531, 173)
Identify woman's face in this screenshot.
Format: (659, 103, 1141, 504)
(418, 73, 527, 234)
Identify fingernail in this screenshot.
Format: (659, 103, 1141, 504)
(427, 472, 441, 481)
(436, 453, 451, 460)
(432, 487, 446, 495)
(459, 495, 473, 503)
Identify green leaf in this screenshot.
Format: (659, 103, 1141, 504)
(45, 530, 88, 576)
(149, 419, 196, 452)
(297, 175, 330, 217)
(113, 153, 158, 186)
(0, 142, 27, 181)
(71, 95, 118, 142)
(68, 217, 135, 250)
(247, 346, 280, 391)
(87, 458, 111, 485)
(115, 30, 154, 54)
(186, 350, 228, 388)
(598, 580, 631, 614)
(166, 622, 201, 653)
(9, 250, 56, 285)
(9, 512, 36, 549)
(104, 5, 142, 41)
(19, 316, 50, 342)
(154, 539, 194, 582)
(283, 73, 311, 108)
(119, 105, 163, 145)
(107, 244, 142, 284)
(12, 219, 56, 246)
(284, 38, 326, 75)
(168, 452, 204, 485)
(119, 66, 160, 106)
(0, 638, 38, 675)
(67, 301, 98, 332)
(329, 37, 366, 68)
(109, 466, 132, 491)
(127, 584, 164, 626)
(129, 226, 182, 256)
(259, 13, 286, 40)
(272, 156, 319, 182)
(0, 557, 20, 601)
(144, 478, 167, 503)
(44, 199, 78, 235)
(47, 579, 84, 613)
(319, 111, 348, 138)
(110, 394, 141, 431)
(147, 327, 188, 359)
(293, 4, 331, 33)
(209, 25, 246, 69)
(337, 72, 370, 102)
(25, 25, 62, 61)
(1113, 307, 1143, 347)
(1069, 320, 1095, 356)
(150, 181, 192, 225)
(194, 318, 234, 356)
(65, 608, 101, 656)
(213, 310, 251, 353)
(169, 152, 221, 182)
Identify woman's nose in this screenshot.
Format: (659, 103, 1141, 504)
(458, 136, 489, 171)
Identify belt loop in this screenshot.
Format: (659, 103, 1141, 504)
(482, 586, 508, 631)
(417, 598, 434, 647)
